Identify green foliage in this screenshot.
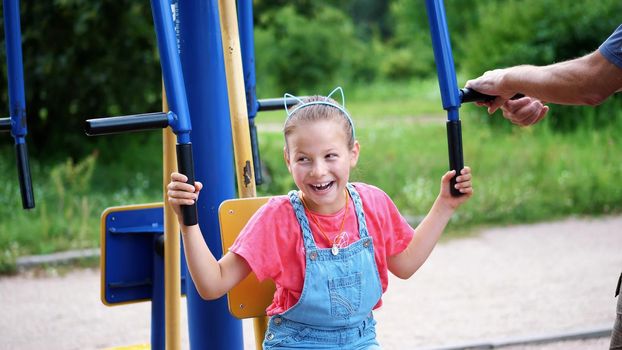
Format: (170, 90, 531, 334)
(0, 1, 160, 160)
(253, 4, 378, 96)
(0, 150, 161, 273)
(459, 0, 622, 131)
(258, 109, 622, 230)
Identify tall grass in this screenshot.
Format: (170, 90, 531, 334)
(257, 107, 622, 230)
(0, 151, 161, 273)
(1, 79, 621, 273)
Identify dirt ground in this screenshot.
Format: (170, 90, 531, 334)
(1, 215, 620, 350)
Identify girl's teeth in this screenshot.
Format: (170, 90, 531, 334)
(313, 182, 331, 190)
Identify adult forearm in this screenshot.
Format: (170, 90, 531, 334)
(503, 51, 622, 105)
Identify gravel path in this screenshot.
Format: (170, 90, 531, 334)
(1, 215, 620, 350)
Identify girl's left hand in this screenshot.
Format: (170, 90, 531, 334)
(439, 166, 473, 209)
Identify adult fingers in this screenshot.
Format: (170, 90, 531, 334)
(488, 96, 508, 114)
(502, 98, 546, 126)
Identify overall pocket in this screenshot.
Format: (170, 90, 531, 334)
(328, 272, 362, 318)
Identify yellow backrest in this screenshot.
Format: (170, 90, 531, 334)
(219, 197, 276, 319)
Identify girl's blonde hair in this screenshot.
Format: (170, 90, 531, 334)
(283, 95, 355, 149)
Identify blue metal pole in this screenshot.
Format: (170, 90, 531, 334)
(4, 0, 26, 141)
(238, 0, 258, 119)
(425, 0, 460, 119)
(425, 0, 464, 196)
(3, 0, 34, 209)
(151, 235, 165, 350)
(237, 0, 263, 185)
(178, 1, 243, 349)
(150, 0, 198, 225)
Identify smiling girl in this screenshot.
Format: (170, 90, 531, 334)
(167, 87, 473, 349)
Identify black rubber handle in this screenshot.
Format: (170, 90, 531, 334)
(85, 112, 169, 136)
(446, 120, 464, 197)
(0, 117, 10, 131)
(15, 142, 34, 209)
(249, 118, 263, 185)
(459, 88, 524, 103)
(257, 97, 308, 111)
(176, 143, 198, 226)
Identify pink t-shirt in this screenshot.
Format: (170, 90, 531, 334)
(230, 182, 414, 315)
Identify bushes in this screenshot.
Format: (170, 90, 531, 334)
(459, 0, 622, 131)
(254, 4, 381, 96)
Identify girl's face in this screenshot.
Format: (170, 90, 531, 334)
(284, 118, 359, 215)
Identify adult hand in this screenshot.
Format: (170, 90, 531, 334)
(466, 68, 518, 113)
(499, 97, 549, 126)
(466, 69, 549, 126)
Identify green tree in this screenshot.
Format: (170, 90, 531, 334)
(0, 1, 161, 160)
(459, 0, 622, 131)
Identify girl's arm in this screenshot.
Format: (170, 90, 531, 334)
(388, 168, 472, 279)
(168, 172, 251, 300)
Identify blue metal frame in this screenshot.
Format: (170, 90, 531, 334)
(177, 1, 243, 349)
(425, 0, 460, 120)
(4, 0, 27, 140)
(2, 0, 35, 209)
(101, 205, 188, 350)
(150, 0, 192, 143)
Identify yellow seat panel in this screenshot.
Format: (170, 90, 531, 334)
(219, 197, 275, 319)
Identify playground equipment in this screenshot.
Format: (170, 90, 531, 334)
(0, 0, 34, 210)
(83, 0, 519, 349)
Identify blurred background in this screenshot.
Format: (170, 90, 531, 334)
(1, 0, 621, 273)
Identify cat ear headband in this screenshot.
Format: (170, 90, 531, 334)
(283, 86, 355, 138)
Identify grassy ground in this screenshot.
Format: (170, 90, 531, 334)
(1, 79, 621, 273)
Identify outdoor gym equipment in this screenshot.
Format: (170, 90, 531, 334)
(0, 0, 34, 209)
(425, 0, 522, 196)
(82, 1, 529, 349)
(85, 0, 197, 227)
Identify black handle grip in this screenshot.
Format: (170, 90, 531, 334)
(176, 143, 198, 226)
(257, 97, 308, 111)
(85, 112, 169, 136)
(249, 118, 263, 185)
(15, 142, 35, 209)
(0, 117, 10, 131)
(459, 88, 524, 103)
(446, 120, 464, 197)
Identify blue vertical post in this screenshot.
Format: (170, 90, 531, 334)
(151, 235, 165, 350)
(425, 0, 464, 196)
(237, 0, 263, 185)
(178, 1, 243, 349)
(3, 0, 34, 209)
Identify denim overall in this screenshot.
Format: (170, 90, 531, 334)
(263, 183, 383, 349)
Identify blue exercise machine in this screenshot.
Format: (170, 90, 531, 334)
(0, 0, 34, 209)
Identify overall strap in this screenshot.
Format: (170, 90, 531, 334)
(346, 183, 370, 238)
(287, 190, 317, 251)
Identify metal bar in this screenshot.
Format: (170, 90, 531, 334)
(425, 0, 463, 197)
(178, 1, 242, 348)
(162, 86, 182, 350)
(460, 88, 524, 103)
(4, 0, 34, 209)
(218, 0, 257, 198)
(258, 97, 305, 111)
(0, 117, 10, 131)
(238, 0, 263, 186)
(151, 0, 197, 226)
(85, 112, 170, 136)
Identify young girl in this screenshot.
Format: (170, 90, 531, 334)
(167, 87, 473, 349)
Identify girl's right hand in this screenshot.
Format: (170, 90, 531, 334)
(167, 172, 203, 222)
